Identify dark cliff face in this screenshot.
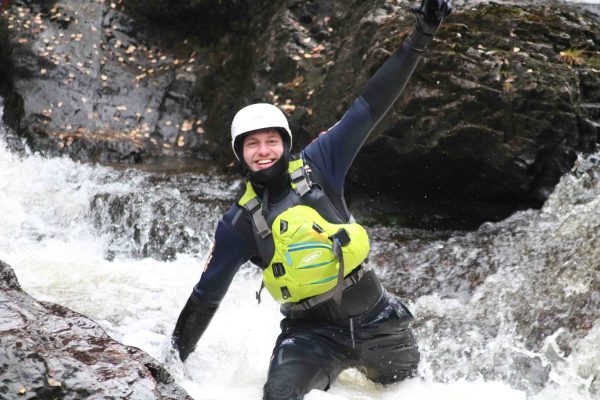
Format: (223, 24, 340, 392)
(0, 260, 192, 399)
(1, 0, 599, 228)
(344, 3, 600, 227)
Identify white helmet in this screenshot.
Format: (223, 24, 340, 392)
(230, 103, 292, 160)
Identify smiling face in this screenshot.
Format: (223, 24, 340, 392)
(242, 129, 284, 172)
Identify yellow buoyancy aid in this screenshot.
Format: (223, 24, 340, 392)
(238, 158, 370, 305)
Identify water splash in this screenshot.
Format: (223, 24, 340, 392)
(2, 96, 599, 398)
(372, 150, 600, 398)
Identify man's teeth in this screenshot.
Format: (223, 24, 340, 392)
(257, 160, 272, 164)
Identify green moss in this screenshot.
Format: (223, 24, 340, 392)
(586, 54, 600, 69)
(562, 51, 600, 69)
(559, 48, 585, 66)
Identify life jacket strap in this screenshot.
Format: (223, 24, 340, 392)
(331, 237, 345, 304)
(284, 263, 370, 311)
(244, 197, 272, 239)
(240, 158, 312, 240)
(290, 167, 311, 196)
(256, 281, 266, 304)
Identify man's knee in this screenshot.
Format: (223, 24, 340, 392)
(364, 343, 420, 385)
(263, 360, 329, 400)
(263, 369, 302, 400)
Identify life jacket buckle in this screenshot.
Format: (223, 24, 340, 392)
(289, 164, 312, 196)
(272, 262, 286, 277)
(280, 286, 291, 299)
(245, 198, 262, 214)
(330, 228, 351, 247)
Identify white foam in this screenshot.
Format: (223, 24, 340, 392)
(2, 109, 598, 398)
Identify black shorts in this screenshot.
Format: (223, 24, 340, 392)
(263, 293, 420, 400)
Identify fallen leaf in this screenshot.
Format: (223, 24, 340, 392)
(181, 120, 193, 132)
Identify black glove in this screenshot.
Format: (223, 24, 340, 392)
(412, 0, 452, 35)
(171, 294, 218, 362)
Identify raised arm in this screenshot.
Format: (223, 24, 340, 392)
(304, 0, 451, 190)
(171, 212, 252, 362)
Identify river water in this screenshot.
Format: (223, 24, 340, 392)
(1, 91, 599, 400)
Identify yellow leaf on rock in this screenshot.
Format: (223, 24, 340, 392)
(181, 120, 193, 132)
(47, 378, 62, 387)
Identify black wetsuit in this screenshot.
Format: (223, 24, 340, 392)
(174, 30, 435, 400)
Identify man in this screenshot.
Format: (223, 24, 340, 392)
(172, 1, 451, 399)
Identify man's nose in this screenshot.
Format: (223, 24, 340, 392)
(256, 142, 270, 154)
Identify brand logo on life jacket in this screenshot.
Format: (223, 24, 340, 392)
(300, 250, 323, 266)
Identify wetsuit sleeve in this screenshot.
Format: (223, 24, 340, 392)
(172, 206, 253, 361)
(304, 31, 433, 191)
(191, 210, 253, 305)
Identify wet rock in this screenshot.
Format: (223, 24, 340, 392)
(2, 0, 209, 162)
(88, 167, 235, 261)
(345, 2, 600, 227)
(0, 259, 192, 400)
(1, 0, 599, 228)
